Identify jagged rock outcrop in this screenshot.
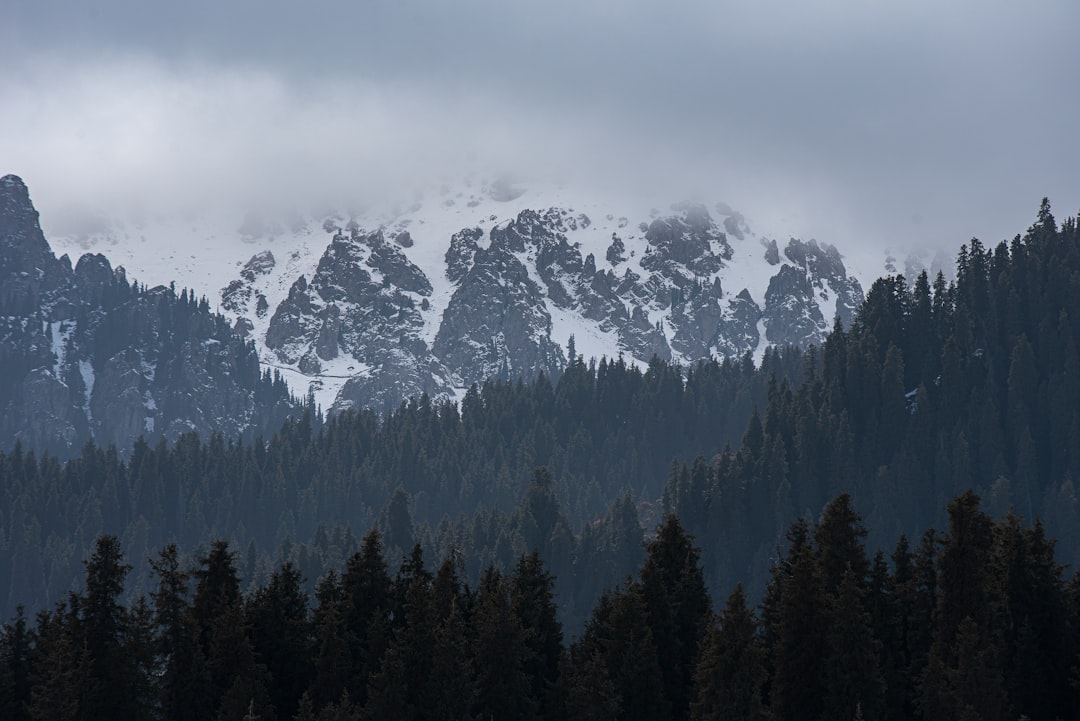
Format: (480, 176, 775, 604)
(0, 175, 74, 313)
(0, 175, 296, 456)
(434, 238, 565, 384)
(763, 238, 864, 348)
(241, 198, 864, 415)
(265, 229, 456, 415)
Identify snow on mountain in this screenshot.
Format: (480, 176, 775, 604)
(0, 174, 297, 456)
(42, 177, 872, 413)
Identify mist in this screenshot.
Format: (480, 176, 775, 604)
(3, 0, 1079, 262)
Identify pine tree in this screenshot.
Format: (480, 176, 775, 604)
(247, 561, 313, 720)
(0, 606, 32, 721)
(770, 520, 827, 721)
(361, 642, 413, 721)
(511, 551, 564, 721)
(583, 584, 670, 721)
(340, 530, 392, 707)
(639, 515, 711, 721)
(26, 605, 87, 721)
(563, 648, 620, 721)
(78, 534, 139, 721)
(949, 617, 1007, 721)
(213, 626, 276, 721)
(151, 543, 210, 721)
(309, 571, 350, 711)
(472, 566, 535, 720)
(936, 491, 994, 653)
(380, 489, 414, 556)
(917, 650, 957, 721)
(815, 494, 870, 596)
(821, 568, 886, 721)
(425, 602, 473, 721)
(193, 541, 246, 713)
(690, 584, 766, 721)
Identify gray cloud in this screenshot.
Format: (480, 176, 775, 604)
(3, 0, 1079, 263)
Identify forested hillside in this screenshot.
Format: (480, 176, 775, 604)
(0, 175, 299, 457)
(666, 199, 1080, 593)
(2, 493, 1078, 721)
(0, 345, 804, 625)
(5, 199, 1080, 635)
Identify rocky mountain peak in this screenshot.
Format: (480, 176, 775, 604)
(0, 175, 44, 248)
(0, 174, 71, 309)
(0, 175, 297, 456)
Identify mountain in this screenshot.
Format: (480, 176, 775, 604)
(0, 175, 297, 456)
(44, 178, 869, 415)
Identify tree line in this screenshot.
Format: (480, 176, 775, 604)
(3, 491, 1079, 721)
(0, 345, 803, 625)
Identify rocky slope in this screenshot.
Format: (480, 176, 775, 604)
(43, 178, 868, 417)
(0, 175, 297, 456)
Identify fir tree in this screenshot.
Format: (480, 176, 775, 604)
(639, 515, 711, 721)
(690, 584, 766, 721)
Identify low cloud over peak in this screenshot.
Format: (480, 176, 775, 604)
(3, 0, 1079, 258)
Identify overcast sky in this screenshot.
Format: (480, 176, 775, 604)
(3, 0, 1079, 260)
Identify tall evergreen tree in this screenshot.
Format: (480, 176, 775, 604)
(639, 515, 711, 721)
(935, 491, 994, 653)
(0, 606, 32, 721)
(247, 561, 313, 720)
(821, 568, 886, 721)
(511, 551, 564, 721)
(78, 535, 140, 721)
(690, 584, 766, 721)
(770, 520, 827, 721)
(26, 605, 87, 721)
(151, 543, 210, 721)
(340, 530, 392, 707)
(308, 571, 350, 712)
(472, 566, 535, 721)
(814, 493, 870, 595)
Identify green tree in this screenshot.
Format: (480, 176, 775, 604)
(340, 530, 392, 707)
(814, 493, 870, 595)
(308, 571, 350, 711)
(690, 584, 766, 721)
(78, 535, 140, 721)
(512, 551, 564, 721)
(425, 602, 473, 721)
(472, 566, 535, 721)
(151, 543, 211, 721)
(770, 520, 827, 721)
(0, 606, 32, 721)
(936, 491, 994, 653)
(821, 568, 885, 721)
(248, 561, 313, 720)
(26, 605, 87, 721)
(639, 514, 711, 721)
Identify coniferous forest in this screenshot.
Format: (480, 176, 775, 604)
(2, 493, 1079, 721)
(4, 199, 1080, 718)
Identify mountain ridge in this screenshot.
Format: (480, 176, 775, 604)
(0, 174, 297, 456)
(39, 178, 871, 415)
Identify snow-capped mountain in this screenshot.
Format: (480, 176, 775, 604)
(43, 177, 869, 416)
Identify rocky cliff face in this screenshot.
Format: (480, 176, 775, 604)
(210, 188, 865, 415)
(264, 228, 454, 415)
(0, 175, 296, 456)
